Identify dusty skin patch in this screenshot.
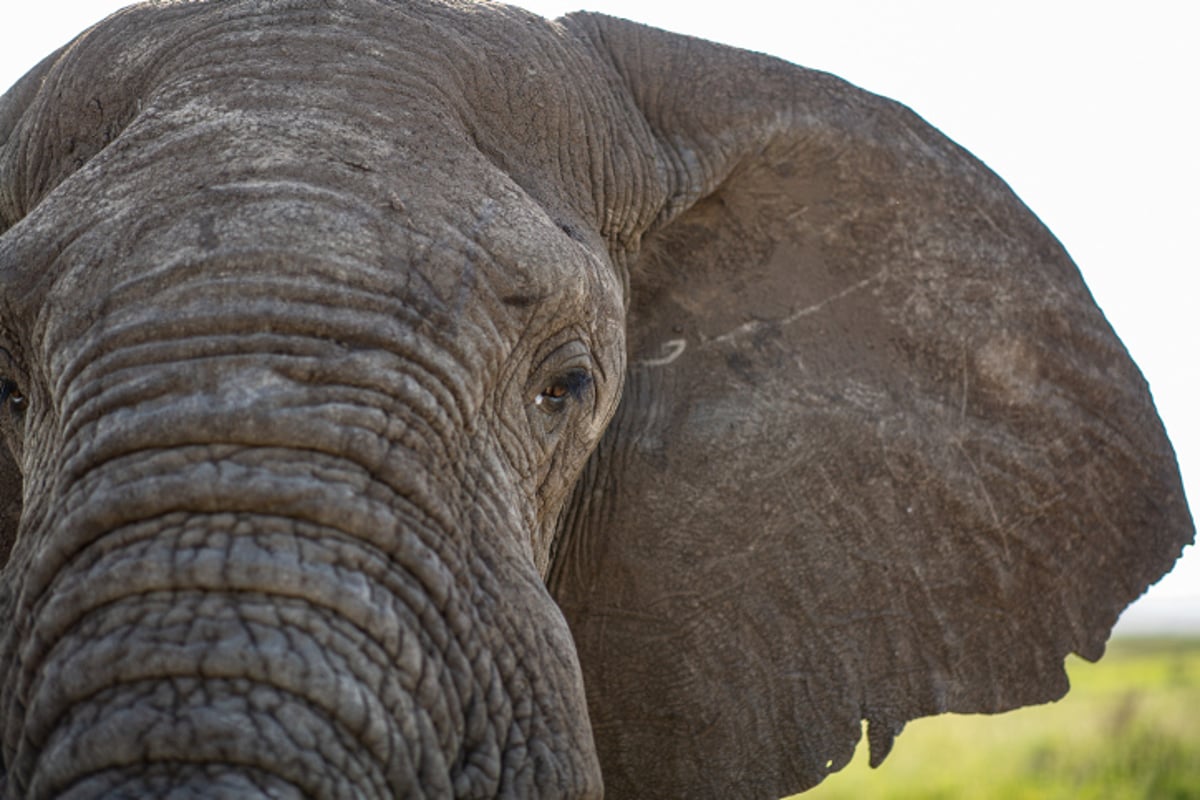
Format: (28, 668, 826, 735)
(975, 335, 1039, 406)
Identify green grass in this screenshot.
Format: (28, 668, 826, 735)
(793, 637, 1200, 799)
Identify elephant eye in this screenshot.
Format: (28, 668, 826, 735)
(0, 380, 24, 411)
(534, 369, 592, 414)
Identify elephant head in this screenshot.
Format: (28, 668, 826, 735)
(0, 2, 1192, 798)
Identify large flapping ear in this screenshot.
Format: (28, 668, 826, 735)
(549, 13, 1194, 799)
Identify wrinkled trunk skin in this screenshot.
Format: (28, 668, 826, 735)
(1, 306, 599, 798)
(0, 4, 611, 794)
(6, 454, 587, 797)
(13, 472, 475, 798)
(0, 229, 603, 794)
(0, 256, 603, 794)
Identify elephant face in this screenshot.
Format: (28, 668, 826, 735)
(0, 2, 1192, 798)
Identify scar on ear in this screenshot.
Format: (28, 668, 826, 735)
(638, 339, 687, 367)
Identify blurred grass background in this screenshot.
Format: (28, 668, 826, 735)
(793, 637, 1200, 799)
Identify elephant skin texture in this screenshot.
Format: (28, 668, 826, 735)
(0, 2, 1192, 798)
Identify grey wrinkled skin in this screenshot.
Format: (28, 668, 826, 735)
(0, 2, 1191, 798)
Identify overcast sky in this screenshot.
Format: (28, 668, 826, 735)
(2, 1, 1197, 632)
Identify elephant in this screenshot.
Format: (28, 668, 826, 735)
(0, 0, 1192, 797)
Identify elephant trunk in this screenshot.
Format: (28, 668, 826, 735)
(0, 59, 602, 789)
(10, 459, 481, 799)
(1, 338, 598, 797)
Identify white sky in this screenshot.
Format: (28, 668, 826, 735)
(2, 2, 1197, 633)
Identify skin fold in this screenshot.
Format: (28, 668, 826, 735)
(0, 1, 1191, 798)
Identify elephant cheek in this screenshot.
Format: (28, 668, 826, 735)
(1, 447, 601, 799)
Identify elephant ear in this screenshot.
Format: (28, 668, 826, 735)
(550, 14, 1194, 799)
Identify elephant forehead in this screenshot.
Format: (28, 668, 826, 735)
(5, 0, 658, 244)
(2, 0, 632, 335)
(20, 173, 618, 374)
